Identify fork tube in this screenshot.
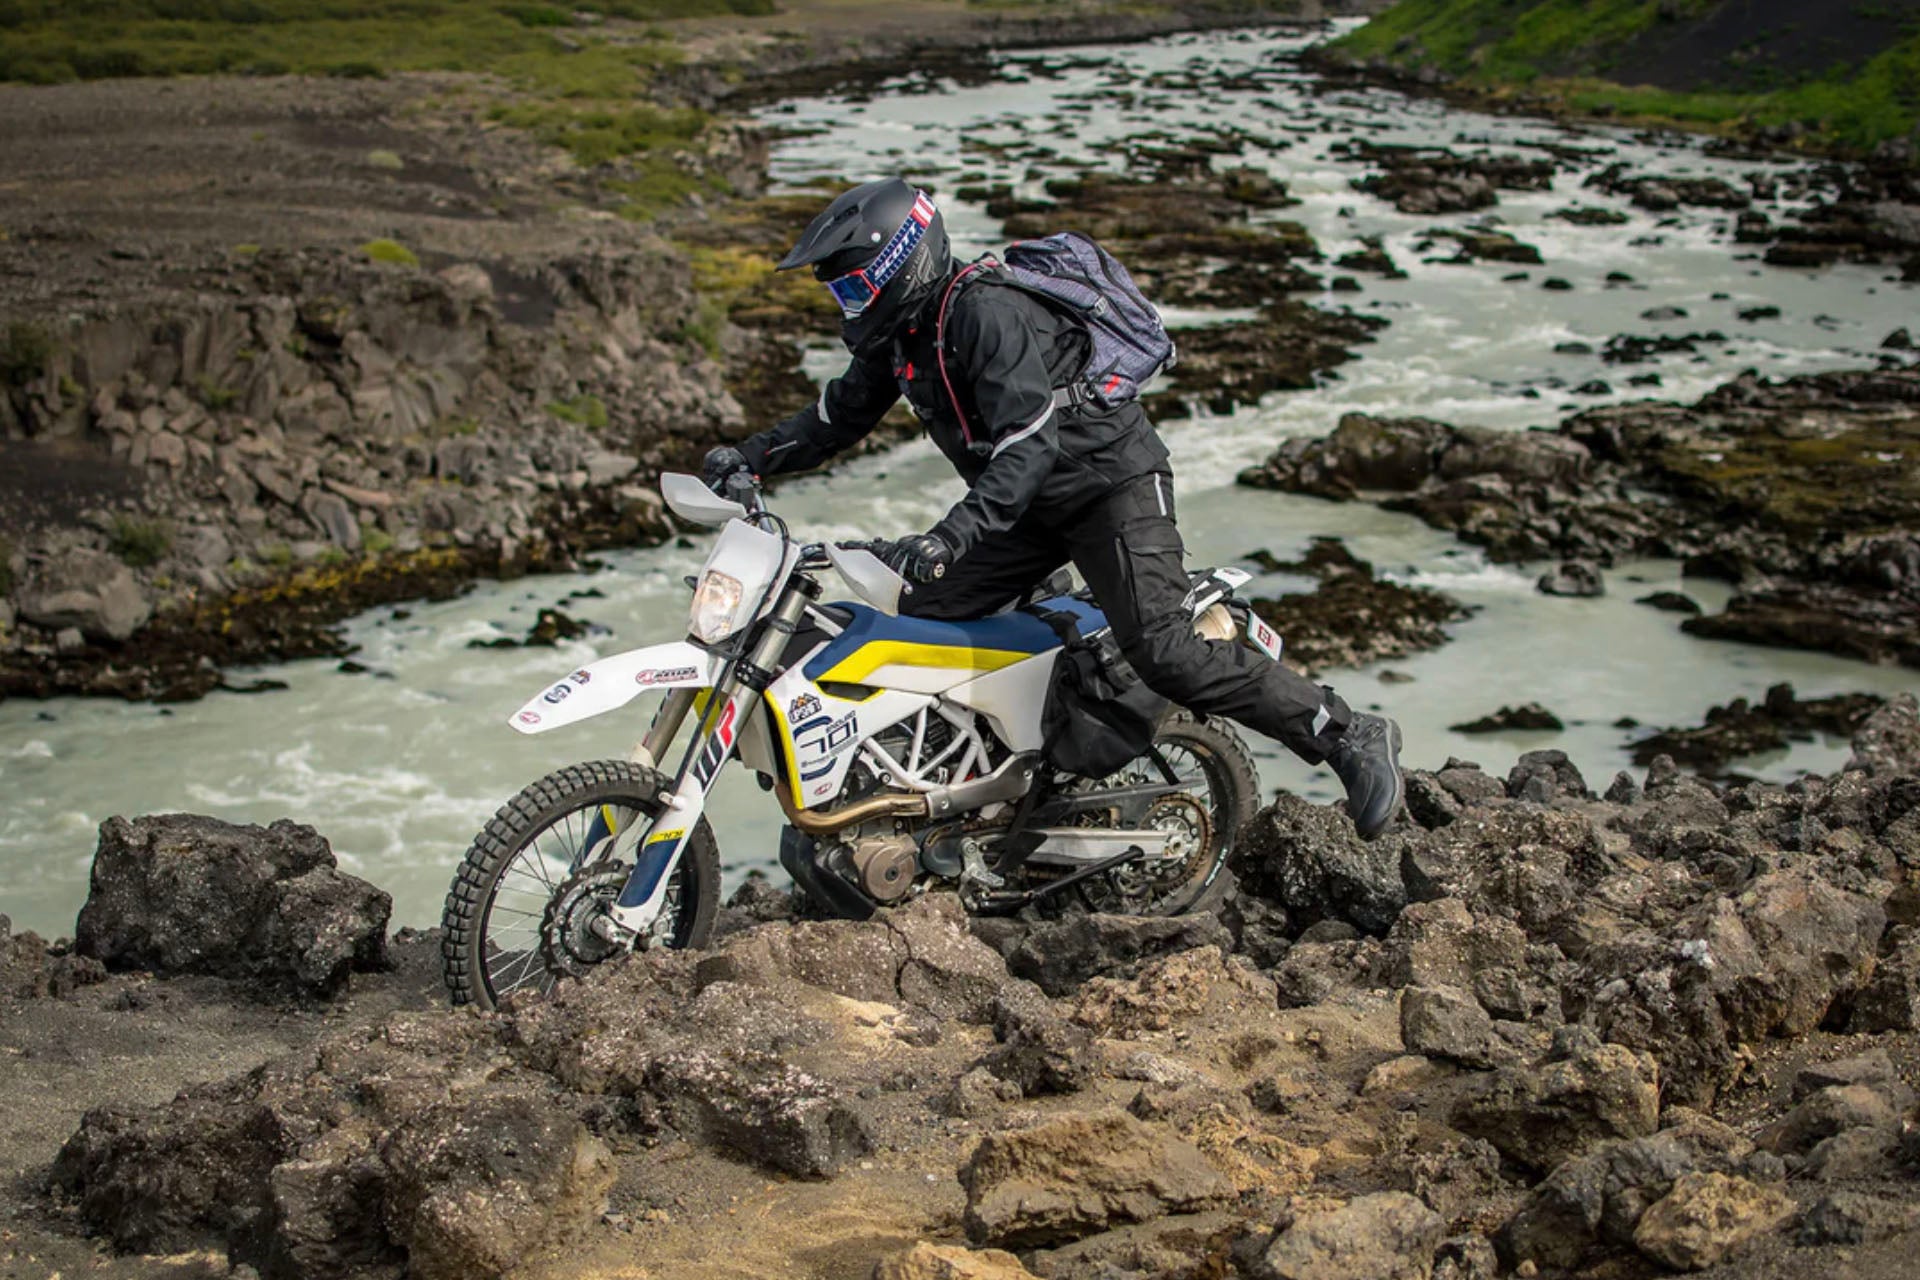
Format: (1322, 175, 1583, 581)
(639, 687, 697, 767)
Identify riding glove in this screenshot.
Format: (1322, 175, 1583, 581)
(701, 445, 752, 495)
(876, 533, 952, 585)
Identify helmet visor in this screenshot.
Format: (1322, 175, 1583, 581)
(824, 267, 883, 318)
(818, 189, 937, 319)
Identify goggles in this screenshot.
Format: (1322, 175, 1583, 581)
(820, 191, 936, 318)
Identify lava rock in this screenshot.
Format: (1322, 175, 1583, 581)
(1629, 1172, 1792, 1272)
(1007, 913, 1231, 998)
(1636, 590, 1701, 614)
(1848, 692, 1920, 776)
(1449, 703, 1563, 733)
(1453, 1035, 1661, 1173)
(959, 1112, 1231, 1248)
(74, 814, 389, 997)
(1232, 793, 1406, 935)
(1253, 1191, 1446, 1280)
(1536, 561, 1604, 597)
(874, 1243, 1041, 1279)
(1401, 985, 1499, 1068)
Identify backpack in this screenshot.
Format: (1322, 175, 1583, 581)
(1032, 605, 1168, 780)
(934, 231, 1176, 446)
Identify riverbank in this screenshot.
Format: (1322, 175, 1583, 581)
(0, 0, 1332, 703)
(4, 694, 1917, 1278)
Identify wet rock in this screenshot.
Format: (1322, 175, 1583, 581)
(1006, 912, 1230, 998)
(1848, 693, 1920, 776)
(1629, 682, 1884, 773)
(1232, 792, 1405, 935)
(1453, 1035, 1661, 1173)
(1636, 590, 1701, 614)
(1885, 327, 1914, 351)
(1550, 206, 1629, 226)
(74, 814, 389, 997)
(15, 546, 153, 642)
(381, 1089, 616, 1280)
(1429, 228, 1543, 265)
(1536, 561, 1604, 597)
(873, 1243, 1040, 1280)
(1244, 538, 1468, 674)
(1505, 749, 1591, 803)
(1629, 1172, 1792, 1272)
(1341, 142, 1551, 216)
(1253, 1191, 1446, 1280)
(1335, 240, 1406, 278)
(959, 1112, 1231, 1248)
(1449, 703, 1563, 734)
(1400, 985, 1499, 1068)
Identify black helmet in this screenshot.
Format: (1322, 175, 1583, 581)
(777, 177, 951, 358)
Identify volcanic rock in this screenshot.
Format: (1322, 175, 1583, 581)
(1449, 703, 1563, 734)
(874, 1243, 1040, 1280)
(1629, 1172, 1793, 1271)
(1400, 985, 1499, 1068)
(958, 1112, 1231, 1248)
(73, 814, 389, 997)
(1453, 1032, 1661, 1173)
(1006, 912, 1231, 998)
(1253, 1191, 1446, 1280)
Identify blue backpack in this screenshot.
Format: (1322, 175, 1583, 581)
(933, 231, 1176, 447)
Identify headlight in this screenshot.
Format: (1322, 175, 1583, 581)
(689, 570, 745, 644)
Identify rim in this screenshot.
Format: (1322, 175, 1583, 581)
(1078, 738, 1228, 913)
(478, 798, 682, 1004)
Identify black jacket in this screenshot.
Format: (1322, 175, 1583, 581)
(738, 271, 1170, 556)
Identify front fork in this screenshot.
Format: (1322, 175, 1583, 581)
(603, 581, 811, 939)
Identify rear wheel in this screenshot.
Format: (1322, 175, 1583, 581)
(1074, 712, 1259, 917)
(441, 760, 720, 1010)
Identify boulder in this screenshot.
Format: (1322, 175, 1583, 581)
(1254, 1191, 1446, 1280)
(1798, 1191, 1920, 1245)
(873, 1243, 1040, 1280)
(1499, 1114, 1756, 1270)
(1233, 793, 1406, 935)
(1728, 870, 1885, 1038)
(1848, 693, 1920, 776)
(959, 1112, 1231, 1248)
(381, 1090, 616, 1280)
(74, 814, 389, 997)
(1453, 1033, 1661, 1172)
(646, 1048, 874, 1179)
(1757, 1083, 1904, 1157)
(1851, 925, 1920, 1031)
(1629, 1172, 1792, 1272)
(1006, 912, 1230, 997)
(1536, 561, 1604, 598)
(15, 546, 152, 641)
(1400, 985, 1499, 1068)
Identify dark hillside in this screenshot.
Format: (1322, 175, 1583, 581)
(1330, 0, 1920, 148)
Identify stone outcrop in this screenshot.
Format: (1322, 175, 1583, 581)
(74, 813, 389, 997)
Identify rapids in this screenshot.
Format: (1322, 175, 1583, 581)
(2, 23, 1915, 936)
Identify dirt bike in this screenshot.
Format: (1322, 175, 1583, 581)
(442, 472, 1288, 1009)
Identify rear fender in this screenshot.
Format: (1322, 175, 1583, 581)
(508, 641, 719, 735)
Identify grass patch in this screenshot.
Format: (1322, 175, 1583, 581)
(0, 320, 56, 388)
(362, 525, 395, 554)
(108, 515, 173, 568)
(0, 1, 768, 85)
(366, 148, 404, 170)
(261, 542, 295, 570)
(490, 100, 708, 168)
(546, 393, 609, 429)
(360, 237, 420, 267)
(1331, 0, 1920, 148)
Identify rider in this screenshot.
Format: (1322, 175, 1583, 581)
(704, 179, 1405, 838)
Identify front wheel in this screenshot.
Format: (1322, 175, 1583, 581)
(1073, 712, 1260, 917)
(441, 760, 720, 1010)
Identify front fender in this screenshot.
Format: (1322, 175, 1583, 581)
(508, 640, 719, 735)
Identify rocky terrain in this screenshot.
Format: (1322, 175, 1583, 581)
(3, 693, 1918, 1279)
(1239, 367, 1920, 669)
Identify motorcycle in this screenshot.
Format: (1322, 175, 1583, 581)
(442, 472, 1288, 1009)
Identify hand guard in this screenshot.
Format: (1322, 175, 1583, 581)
(701, 445, 752, 495)
(875, 533, 952, 585)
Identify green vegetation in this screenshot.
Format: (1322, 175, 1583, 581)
(546, 394, 609, 429)
(489, 99, 707, 169)
(196, 375, 240, 409)
(362, 525, 395, 555)
(365, 148, 404, 171)
(1333, 0, 1920, 148)
(0, 320, 55, 388)
(360, 237, 420, 267)
(261, 542, 295, 570)
(108, 515, 173, 568)
(0, 1, 771, 86)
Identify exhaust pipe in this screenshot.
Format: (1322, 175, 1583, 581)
(776, 753, 1038, 836)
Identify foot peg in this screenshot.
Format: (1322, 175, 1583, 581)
(959, 837, 1005, 891)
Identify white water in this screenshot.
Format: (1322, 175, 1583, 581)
(2, 24, 1916, 937)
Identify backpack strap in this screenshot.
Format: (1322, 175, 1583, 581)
(933, 257, 998, 448)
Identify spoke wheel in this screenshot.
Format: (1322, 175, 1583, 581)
(442, 760, 719, 1010)
(1074, 713, 1259, 916)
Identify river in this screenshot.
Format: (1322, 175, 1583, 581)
(2, 23, 1915, 938)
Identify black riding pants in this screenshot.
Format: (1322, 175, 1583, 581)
(903, 472, 1353, 764)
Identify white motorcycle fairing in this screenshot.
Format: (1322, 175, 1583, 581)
(507, 641, 721, 735)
